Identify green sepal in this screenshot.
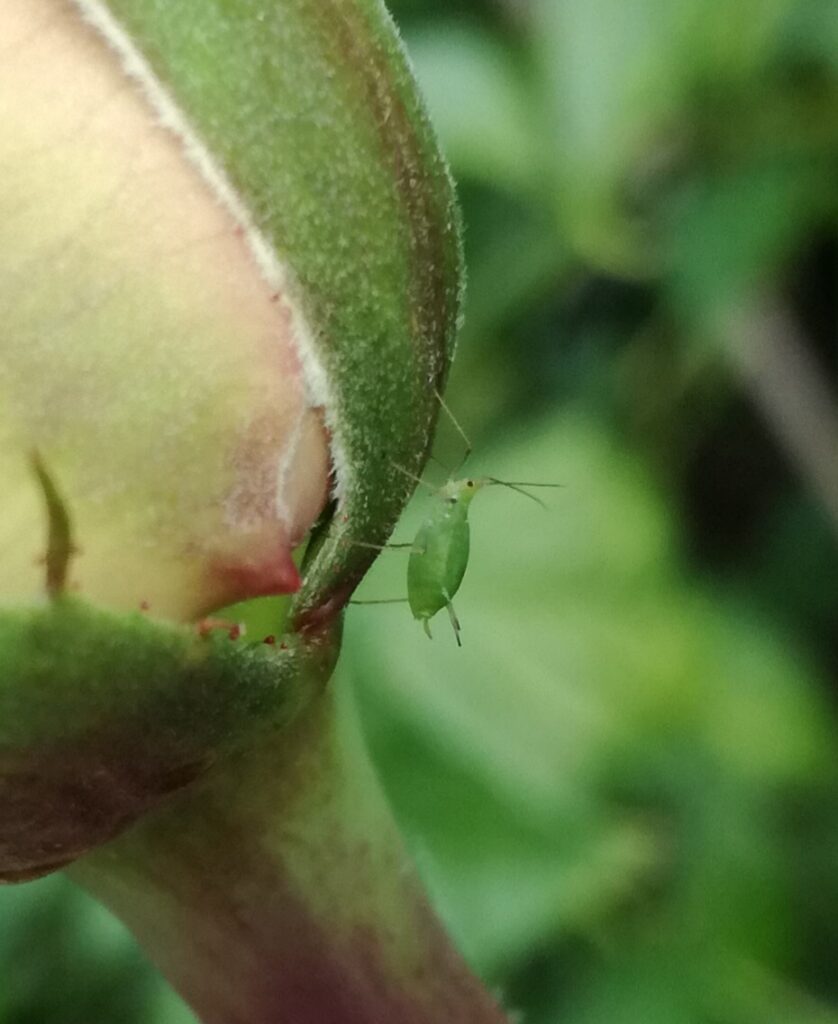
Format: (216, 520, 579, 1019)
(95, 0, 464, 624)
(0, 597, 339, 881)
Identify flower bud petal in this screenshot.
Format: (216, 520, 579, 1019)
(0, 0, 331, 621)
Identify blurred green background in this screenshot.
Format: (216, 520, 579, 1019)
(2, 0, 837, 1021)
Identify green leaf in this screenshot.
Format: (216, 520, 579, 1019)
(343, 412, 832, 1002)
(530, 0, 814, 273)
(405, 23, 540, 195)
(668, 155, 833, 325)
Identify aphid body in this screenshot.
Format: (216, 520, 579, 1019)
(407, 478, 485, 643)
(353, 391, 559, 644)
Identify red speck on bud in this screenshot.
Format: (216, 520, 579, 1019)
(263, 635, 277, 646)
(197, 617, 238, 639)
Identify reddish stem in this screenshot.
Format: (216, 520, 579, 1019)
(71, 686, 509, 1024)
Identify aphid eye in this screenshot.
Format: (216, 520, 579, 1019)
(466, 480, 475, 488)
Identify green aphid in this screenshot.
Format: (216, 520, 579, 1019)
(406, 476, 483, 644)
(355, 393, 560, 645)
(359, 473, 558, 646)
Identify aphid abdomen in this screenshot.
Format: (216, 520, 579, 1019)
(407, 501, 470, 625)
(443, 516, 470, 602)
(407, 521, 448, 622)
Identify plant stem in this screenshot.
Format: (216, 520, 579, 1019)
(726, 297, 838, 538)
(71, 674, 509, 1024)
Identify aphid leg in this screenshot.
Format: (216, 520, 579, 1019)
(422, 616, 433, 640)
(391, 462, 438, 494)
(445, 601, 463, 647)
(30, 450, 75, 599)
(351, 539, 414, 552)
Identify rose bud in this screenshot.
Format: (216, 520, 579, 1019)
(0, 0, 330, 622)
(0, 4, 510, 1024)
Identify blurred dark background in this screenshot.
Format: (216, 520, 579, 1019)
(2, 1, 837, 1021)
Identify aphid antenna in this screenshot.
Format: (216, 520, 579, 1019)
(485, 477, 563, 508)
(434, 387, 472, 475)
(489, 479, 564, 488)
(31, 449, 75, 598)
(351, 598, 410, 605)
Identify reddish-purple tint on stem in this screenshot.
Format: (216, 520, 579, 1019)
(73, 701, 511, 1024)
